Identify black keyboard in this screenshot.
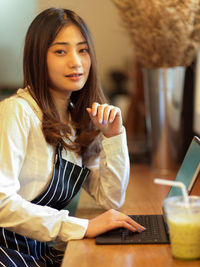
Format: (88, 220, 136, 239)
(96, 214, 169, 244)
(121, 215, 162, 242)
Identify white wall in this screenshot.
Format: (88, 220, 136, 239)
(0, 0, 36, 87)
(0, 0, 132, 93)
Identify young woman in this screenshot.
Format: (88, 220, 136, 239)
(0, 8, 144, 266)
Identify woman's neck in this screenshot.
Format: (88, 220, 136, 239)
(49, 89, 71, 124)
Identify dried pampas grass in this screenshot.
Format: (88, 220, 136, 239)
(112, 0, 200, 68)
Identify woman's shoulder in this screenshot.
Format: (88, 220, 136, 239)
(0, 93, 32, 114)
(0, 88, 42, 121)
(0, 94, 33, 130)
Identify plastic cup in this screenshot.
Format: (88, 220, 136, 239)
(163, 196, 200, 260)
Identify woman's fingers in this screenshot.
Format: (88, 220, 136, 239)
(87, 102, 123, 137)
(88, 103, 119, 125)
(116, 213, 145, 232)
(90, 102, 99, 117)
(108, 106, 121, 124)
(91, 103, 109, 124)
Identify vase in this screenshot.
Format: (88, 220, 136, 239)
(142, 67, 186, 174)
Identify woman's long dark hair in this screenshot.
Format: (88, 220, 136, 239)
(23, 8, 107, 157)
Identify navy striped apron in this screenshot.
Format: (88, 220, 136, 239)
(0, 144, 90, 267)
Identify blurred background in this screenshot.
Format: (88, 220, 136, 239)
(0, 0, 199, 169)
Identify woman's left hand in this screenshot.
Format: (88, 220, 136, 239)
(87, 102, 123, 138)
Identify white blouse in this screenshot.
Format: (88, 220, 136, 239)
(0, 88, 130, 246)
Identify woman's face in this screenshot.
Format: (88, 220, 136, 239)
(47, 23, 91, 98)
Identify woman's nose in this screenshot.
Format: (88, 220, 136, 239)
(68, 51, 81, 68)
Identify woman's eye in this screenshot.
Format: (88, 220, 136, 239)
(55, 50, 65, 55)
(79, 48, 88, 53)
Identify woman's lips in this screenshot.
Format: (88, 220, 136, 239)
(65, 73, 83, 81)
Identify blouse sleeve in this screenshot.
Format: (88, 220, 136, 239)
(83, 127, 130, 210)
(0, 98, 88, 243)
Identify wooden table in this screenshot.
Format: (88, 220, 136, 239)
(61, 164, 200, 267)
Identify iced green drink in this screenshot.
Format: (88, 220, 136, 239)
(168, 214, 200, 260)
(164, 196, 200, 260)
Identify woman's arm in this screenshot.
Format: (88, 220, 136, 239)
(83, 128, 130, 209)
(83, 103, 130, 209)
(0, 97, 88, 242)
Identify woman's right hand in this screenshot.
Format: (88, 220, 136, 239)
(84, 209, 145, 238)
